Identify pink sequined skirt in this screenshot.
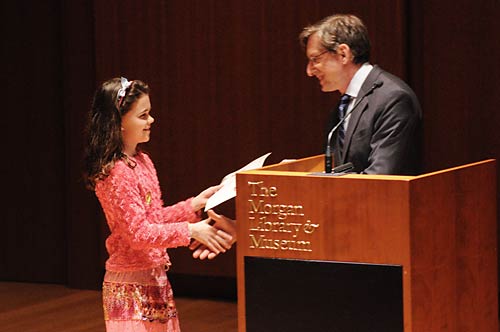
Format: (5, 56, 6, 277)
(102, 266, 181, 332)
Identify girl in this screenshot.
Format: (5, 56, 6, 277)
(83, 77, 233, 332)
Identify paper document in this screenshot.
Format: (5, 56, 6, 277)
(204, 152, 272, 211)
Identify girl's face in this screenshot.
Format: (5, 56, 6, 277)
(121, 94, 154, 155)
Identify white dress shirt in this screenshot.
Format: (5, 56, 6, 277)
(342, 63, 374, 130)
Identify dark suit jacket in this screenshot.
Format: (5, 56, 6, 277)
(327, 65, 422, 175)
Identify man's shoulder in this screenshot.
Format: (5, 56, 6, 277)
(370, 66, 414, 92)
(364, 66, 421, 114)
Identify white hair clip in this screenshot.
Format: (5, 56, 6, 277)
(117, 77, 133, 107)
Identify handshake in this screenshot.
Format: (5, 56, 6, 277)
(188, 210, 236, 260)
(188, 184, 236, 260)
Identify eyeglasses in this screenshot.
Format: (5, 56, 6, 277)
(308, 50, 330, 66)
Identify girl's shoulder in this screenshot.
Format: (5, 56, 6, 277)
(136, 151, 158, 174)
(96, 159, 135, 189)
(112, 152, 154, 173)
(137, 151, 154, 165)
(96, 152, 156, 191)
(109, 158, 134, 176)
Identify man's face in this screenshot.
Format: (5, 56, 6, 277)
(305, 33, 346, 93)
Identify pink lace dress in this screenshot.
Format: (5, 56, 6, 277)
(95, 153, 201, 332)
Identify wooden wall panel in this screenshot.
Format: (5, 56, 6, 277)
(413, 1, 500, 172)
(2, 1, 67, 283)
(410, 0, 500, 290)
(61, 0, 103, 289)
(91, 0, 407, 279)
(2, 0, 408, 288)
(13, 0, 500, 295)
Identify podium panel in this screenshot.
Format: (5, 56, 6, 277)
(235, 155, 498, 332)
(245, 257, 403, 332)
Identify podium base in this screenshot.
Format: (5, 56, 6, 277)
(245, 257, 403, 332)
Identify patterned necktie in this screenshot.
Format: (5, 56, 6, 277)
(337, 94, 351, 153)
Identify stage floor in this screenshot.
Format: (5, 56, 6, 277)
(0, 282, 237, 332)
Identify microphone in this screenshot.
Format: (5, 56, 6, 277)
(333, 162, 354, 174)
(325, 81, 383, 173)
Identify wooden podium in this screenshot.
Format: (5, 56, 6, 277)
(235, 155, 498, 332)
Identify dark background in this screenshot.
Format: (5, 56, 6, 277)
(2, 0, 500, 296)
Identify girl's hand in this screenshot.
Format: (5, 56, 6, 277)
(191, 184, 223, 212)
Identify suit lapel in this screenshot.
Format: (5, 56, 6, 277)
(341, 97, 368, 163)
(340, 66, 383, 163)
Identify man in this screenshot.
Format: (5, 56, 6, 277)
(300, 14, 421, 175)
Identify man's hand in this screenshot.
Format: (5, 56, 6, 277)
(189, 210, 236, 260)
(187, 216, 232, 255)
